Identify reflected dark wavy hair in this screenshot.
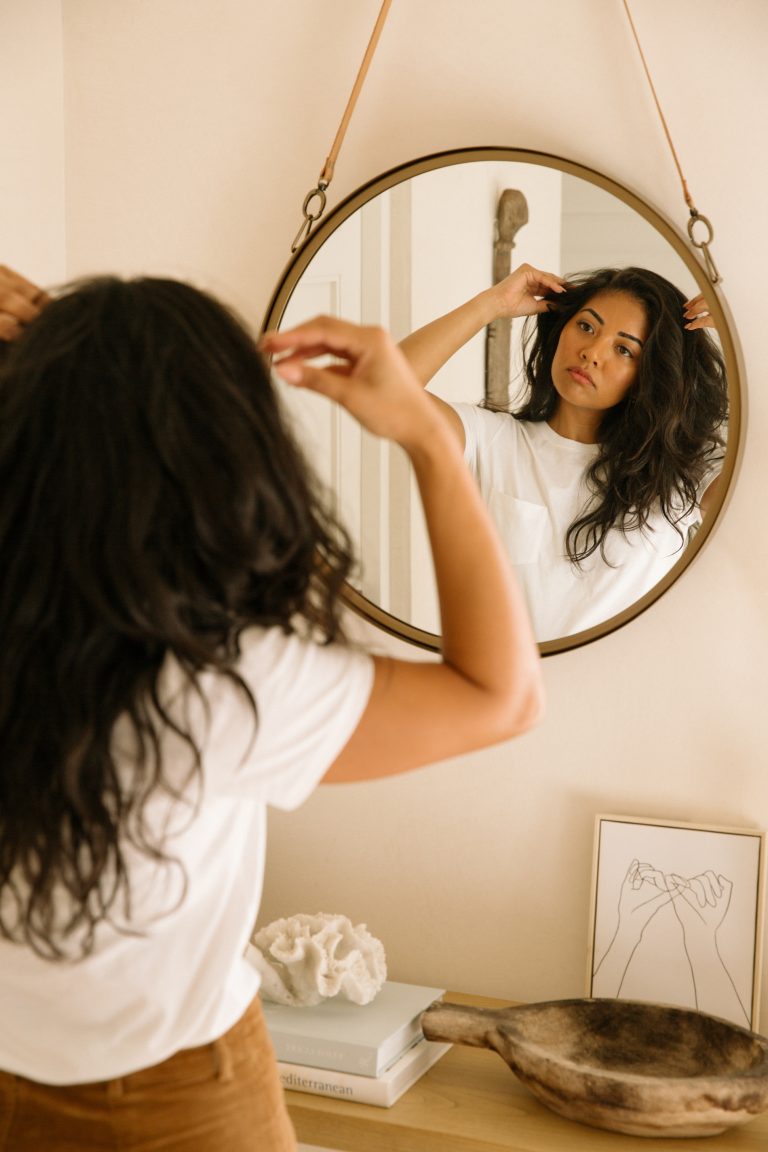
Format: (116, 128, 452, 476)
(513, 267, 728, 563)
(0, 276, 354, 959)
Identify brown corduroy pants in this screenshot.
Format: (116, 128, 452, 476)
(0, 997, 296, 1151)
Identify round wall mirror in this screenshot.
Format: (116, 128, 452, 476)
(262, 148, 741, 656)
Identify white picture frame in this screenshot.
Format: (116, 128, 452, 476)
(587, 814, 765, 1030)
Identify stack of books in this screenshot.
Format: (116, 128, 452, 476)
(261, 980, 451, 1107)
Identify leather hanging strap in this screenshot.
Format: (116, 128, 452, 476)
(289, 1, 718, 280)
(291, 0, 393, 252)
(622, 0, 720, 282)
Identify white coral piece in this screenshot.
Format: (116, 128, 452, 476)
(250, 912, 387, 1007)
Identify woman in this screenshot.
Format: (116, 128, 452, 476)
(400, 264, 728, 642)
(0, 265, 542, 1150)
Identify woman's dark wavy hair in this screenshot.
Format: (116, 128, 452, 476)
(0, 276, 355, 959)
(513, 266, 728, 563)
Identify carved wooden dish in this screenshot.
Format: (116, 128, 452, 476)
(421, 998, 768, 1138)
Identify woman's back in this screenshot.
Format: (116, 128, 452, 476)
(0, 268, 542, 1148)
(0, 277, 356, 964)
(0, 627, 372, 1082)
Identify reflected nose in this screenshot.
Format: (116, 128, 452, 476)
(580, 335, 607, 366)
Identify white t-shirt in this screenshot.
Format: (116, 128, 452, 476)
(454, 403, 712, 643)
(0, 627, 374, 1085)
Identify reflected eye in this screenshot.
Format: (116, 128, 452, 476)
(576, 319, 594, 334)
(616, 343, 635, 359)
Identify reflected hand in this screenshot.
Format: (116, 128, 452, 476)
(0, 264, 50, 341)
(492, 263, 567, 320)
(261, 316, 440, 449)
(683, 294, 717, 332)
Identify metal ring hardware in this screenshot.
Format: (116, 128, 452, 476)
(687, 211, 721, 284)
(291, 183, 329, 253)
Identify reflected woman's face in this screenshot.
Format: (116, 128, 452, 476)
(551, 291, 648, 415)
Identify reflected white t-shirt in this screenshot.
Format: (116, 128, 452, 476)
(0, 627, 374, 1085)
(454, 403, 711, 643)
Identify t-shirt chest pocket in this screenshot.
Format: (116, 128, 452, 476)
(487, 490, 549, 566)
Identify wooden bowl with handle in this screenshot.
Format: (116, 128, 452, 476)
(421, 998, 768, 1138)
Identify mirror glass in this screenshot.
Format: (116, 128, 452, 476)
(263, 148, 740, 655)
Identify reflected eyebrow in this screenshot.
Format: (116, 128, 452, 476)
(582, 307, 644, 348)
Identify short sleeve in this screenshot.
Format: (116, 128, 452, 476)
(698, 445, 726, 504)
(451, 402, 482, 471)
(196, 629, 374, 810)
(450, 402, 516, 484)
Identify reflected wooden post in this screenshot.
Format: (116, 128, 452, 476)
(485, 190, 528, 408)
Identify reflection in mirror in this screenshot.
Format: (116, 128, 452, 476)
(265, 153, 738, 654)
(399, 262, 726, 643)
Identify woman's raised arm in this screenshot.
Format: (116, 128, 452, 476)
(399, 263, 566, 385)
(398, 263, 566, 444)
(261, 317, 544, 784)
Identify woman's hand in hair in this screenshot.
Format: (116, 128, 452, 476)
(683, 294, 717, 331)
(490, 263, 567, 320)
(394, 262, 565, 428)
(0, 265, 50, 341)
(261, 317, 443, 451)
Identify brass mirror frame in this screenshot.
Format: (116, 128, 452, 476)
(262, 147, 743, 657)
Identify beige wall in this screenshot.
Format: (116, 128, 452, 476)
(10, 1, 768, 1019)
(1, 1, 65, 282)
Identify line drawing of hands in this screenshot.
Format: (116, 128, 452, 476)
(592, 859, 676, 996)
(667, 870, 732, 935)
(593, 859, 750, 1027)
(665, 870, 749, 1025)
(618, 859, 674, 925)
(612, 858, 678, 951)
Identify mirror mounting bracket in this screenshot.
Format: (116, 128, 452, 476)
(291, 182, 329, 253)
(687, 210, 721, 284)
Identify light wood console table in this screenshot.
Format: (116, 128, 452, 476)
(286, 992, 768, 1152)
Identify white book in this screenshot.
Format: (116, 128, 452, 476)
(278, 1037, 451, 1107)
(261, 981, 445, 1076)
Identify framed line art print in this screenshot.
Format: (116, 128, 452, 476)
(587, 815, 765, 1029)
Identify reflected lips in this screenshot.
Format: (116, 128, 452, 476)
(568, 367, 594, 386)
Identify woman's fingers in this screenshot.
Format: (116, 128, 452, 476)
(515, 265, 568, 299)
(261, 315, 439, 447)
(263, 320, 379, 393)
(0, 313, 23, 341)
(531, 270, 568, 294)
(261, 315, 381, 365)
(514, 263, 566, 288)
(277, 359, 353, 392)
(0, 264, 50, 341)
(683, 294, 716, 331)
(264, 340, 333, 363)
(495, 264, 568, 319)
